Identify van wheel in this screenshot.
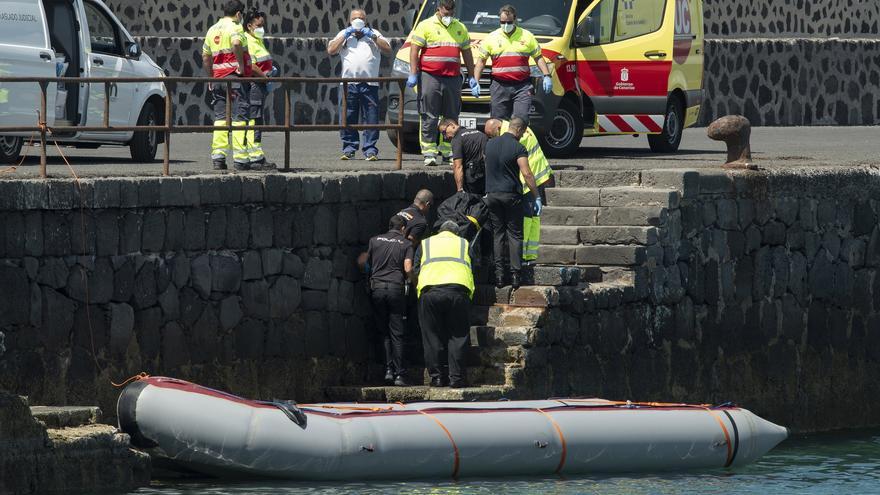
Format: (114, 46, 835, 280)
(387, 128, 421, 154)
(130, 102, 159, 162)
(648, 98, 684, 153)
(0, 136, 23, 164)
(538, 98, 583, 158)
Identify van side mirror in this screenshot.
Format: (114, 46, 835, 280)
(125, 41, 141, 59)
(575, 17, 599, 46)
(404, 8, 417, 32)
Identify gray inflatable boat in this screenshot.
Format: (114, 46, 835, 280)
(118, 376, 788, 480)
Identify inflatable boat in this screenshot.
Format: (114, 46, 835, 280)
(118, 376, 788, 480)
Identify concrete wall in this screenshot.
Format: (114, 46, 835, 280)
(509, 168, 880, 432)
(0, 172, 453, 416)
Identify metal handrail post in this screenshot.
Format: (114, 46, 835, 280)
(340, 81, 348, 128)
(103, 82, 111, 129)
(163, 82, 173, 176)
(283, 88, 291, 171)
(396, 80, 404, 171)
(39, 82, 48, 178)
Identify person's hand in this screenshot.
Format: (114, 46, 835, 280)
(360, 27, 376, 39)
(542, 75, 553, 93)
(344, 26, 356, 38)
(469, 77, 480, 98)
(406, 73, 419, 88)
(269, 66, 280, 77)
(534, 197, 543, 216)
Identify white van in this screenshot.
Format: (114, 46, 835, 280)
(0, 0, 167, 164)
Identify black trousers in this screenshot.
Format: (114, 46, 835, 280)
(371, 288, 407, 376)
(419, 286, 471, 382)
(485, 192, 525, 273)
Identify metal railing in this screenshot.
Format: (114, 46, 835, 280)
(0, 76, 407, 177)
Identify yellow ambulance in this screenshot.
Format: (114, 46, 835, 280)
(388, 0, 704, 157)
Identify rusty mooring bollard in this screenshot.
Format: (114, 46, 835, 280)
(707, 115, 756, 170)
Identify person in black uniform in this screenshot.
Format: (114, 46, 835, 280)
(439, 119, 487, 195)
(396, 189, 434, 244)
(484, 117, 540, 289)
(366, 215, 414, 386)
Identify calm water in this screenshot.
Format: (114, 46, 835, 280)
(134, 429, 880, 495)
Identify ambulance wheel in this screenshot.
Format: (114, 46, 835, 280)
(387, 128, 421, 154)
(129, 102, 159, 162)
(0, 136, 23, 164)
(539, 98, 583, 158)
(649, 98, 684, 153)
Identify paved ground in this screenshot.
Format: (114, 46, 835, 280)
(4, 127, 880, 179)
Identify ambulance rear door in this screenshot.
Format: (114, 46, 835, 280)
(573, 0, 672, 134)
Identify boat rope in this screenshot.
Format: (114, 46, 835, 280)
(536, 408, 567, 474)
(417, 409, 460, 479)
(705, 407, 734, 467)
(299, 404, 398, 413)
(111, 372, 151, 388)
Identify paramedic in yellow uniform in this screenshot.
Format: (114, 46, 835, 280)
(407, 0, 479, 166)
(202, 0, 252, 171)
(473, 4, 553, 123)
(242, 7, 276, 170)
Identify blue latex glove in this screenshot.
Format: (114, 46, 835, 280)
(269, 66, 280, 77)
(534, 197, 543, 216)
(406, 73, 419, 88)
(542, 75, 553, 93)
(468, 77, 480, 98)
(360, 27, 376, 39)
(344, 27, 356, 38)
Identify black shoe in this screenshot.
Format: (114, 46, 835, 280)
(394, 375, 408, 387)
(212, 159, 227, 170)
(449, 379, 467, 389)
(384, 369, 395, 385)
(494, 270, 507, 289)
(430, 376, 449, 387)
(233, 161, 250, 171)
(511, 271, 521, 289)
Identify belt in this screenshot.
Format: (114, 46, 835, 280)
(371, 281, 405, 291)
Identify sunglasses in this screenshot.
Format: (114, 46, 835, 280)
(500, 20, 515, 24)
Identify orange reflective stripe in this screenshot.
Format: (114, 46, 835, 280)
(417, 409, 460, 478)
(536, 408, 567, 474)
(705, 408, 734, 467)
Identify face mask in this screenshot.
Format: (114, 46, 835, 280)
(254, 27, 265, 37)
(441, 16, 453, 26)
(501, 23, 515, 34)
(351, 18, 366, 30)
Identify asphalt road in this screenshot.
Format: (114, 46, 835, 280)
(4, 126, 880, 179)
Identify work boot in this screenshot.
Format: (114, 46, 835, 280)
(449, 378, 468, 389)
(233, 161, 250, 171)
(424, 155, 440, 167)
(494, 269, 507, 289)
(511, 271, 522, 289)
(384, 369, 395, 385)
(394, 375, 408, 387)
(212, 159, 228, 171)
(249, 158, 277, 171)
(430, 376, 449, 387)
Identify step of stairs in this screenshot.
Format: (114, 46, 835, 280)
(541, 226, 658, 246)
(553, 169, 641, 189)
(546, 187, 680, 209)
(541, 207, 599, 226)
(537, 244, 648, 266)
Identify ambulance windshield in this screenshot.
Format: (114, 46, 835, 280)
(417, 0, 574, 37)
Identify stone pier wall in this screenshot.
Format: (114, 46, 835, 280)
(511, 168, 880, 432)
(0, 172, 453, 417)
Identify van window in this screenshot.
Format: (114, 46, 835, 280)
(577, 0, 614, 45)
(416, 0, 575, 37)
(615, 0, 666, 42)
(0, 0, 47, 48)
(84, 2, 121, 55)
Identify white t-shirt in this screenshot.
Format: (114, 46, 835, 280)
(333, 29, 386, 86)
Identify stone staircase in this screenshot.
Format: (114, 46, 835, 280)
(327, 169, 689, 402)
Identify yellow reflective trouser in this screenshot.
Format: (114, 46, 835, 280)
(211, 81, 250, 165)
(246, 82, 267, 162)
(419, 72, 460, 157)
(523, 214, 540, 261)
